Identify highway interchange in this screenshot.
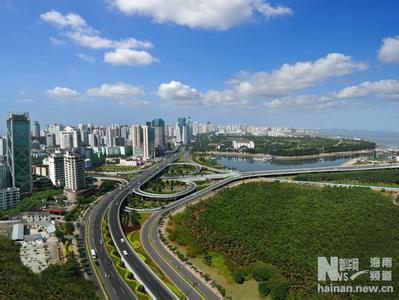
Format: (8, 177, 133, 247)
(85, 152, 399, 300)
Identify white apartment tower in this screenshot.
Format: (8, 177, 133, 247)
(64, 151, 86, 192)
(60, 126, 81, 149)
(48, 152, 65, 187)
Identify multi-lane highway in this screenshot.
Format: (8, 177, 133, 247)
(107, 154, 180, 300)
(88, 151, 399, 300)
(83, 180, 137, 300)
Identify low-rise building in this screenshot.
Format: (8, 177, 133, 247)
(21, 212, 51, 223)
(119, 157, 144, 166)
(232, 138, 255, 151)
(11, 223, 25, 241)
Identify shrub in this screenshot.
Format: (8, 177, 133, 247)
(233, 272, 245, 284)
(253, 265, 272, 281)
(258, 281, 270, 296)
(272, 282, 289, 300)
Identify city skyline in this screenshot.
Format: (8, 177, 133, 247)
(1, 1, 399, 131)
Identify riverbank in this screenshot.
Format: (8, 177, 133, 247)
(209, 149, 374, 161)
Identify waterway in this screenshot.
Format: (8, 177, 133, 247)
(217, 156, 354, 172)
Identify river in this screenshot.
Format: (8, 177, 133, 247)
(217, 156, 353, 172)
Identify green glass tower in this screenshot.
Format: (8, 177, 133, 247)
(7, 112, 32, 193)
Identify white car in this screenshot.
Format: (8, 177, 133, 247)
(122, 250, 128, 256)
(120, 238, 125, 243)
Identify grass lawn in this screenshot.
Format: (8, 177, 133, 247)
(92, 164, 141, 172)
(190, 253, 267, 300)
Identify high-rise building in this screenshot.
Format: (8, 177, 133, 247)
(48, 152, 65, 187)
(142, 125, 155, 160)
(0, 136, 6, 157)
(176, 117, 188, 145)
(152, 118, 165, 155)
(46, 133, 56, 147)
(193, 121, 200, 136)
(0, 164, 9, 189)
(64, 151, 85, 192)
(187, 117, 193, 141)
(131, 124, 143, 156)
(0, 188, 20, 210)
(88, 133, 99, 147)
(7, 112, 32, 193)
(47, 124, 64, 146)
(60, 126, 81, 149)
(32, 121, 40, 137)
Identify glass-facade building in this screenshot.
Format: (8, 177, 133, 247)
(7, 112, 32, 193)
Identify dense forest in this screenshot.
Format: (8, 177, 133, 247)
(294, 168, 399, 186)
(0, 236, 98, 299)
(169, 182, 399, 298)
(192, 134, 376, 156)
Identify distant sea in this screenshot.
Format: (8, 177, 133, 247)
(321, 129, 399, 148)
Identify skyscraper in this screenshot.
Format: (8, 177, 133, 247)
(142, 125, 155, 160)
(47, 124, 64, 146)
(152, 118, 165, 155)
(0, 164, 9, 189)
(187, 117, 193, 141)
(176, 117, 188, 145)
(48, 152, 65, 187)
(7, 112, 32, 193)
(32, 121, 40, 137)
(131, 124, 143, 156)
(60, 126, 81, 149)
(0, 136, 6, 157)
(64, 151, 85, 193)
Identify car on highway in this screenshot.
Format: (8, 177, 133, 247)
(122, 250, 128, 256)
(121, 238, 125, 243)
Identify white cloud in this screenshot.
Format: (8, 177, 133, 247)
(157, 81, 203, 105)
(41, 10, 157, 66)
(157, 81, 245, 106)
(87, 83, 145, 101)
(262, 95, 344, 111)
(49, 37, 65, 46)
(108, 0, 292, 30)
(261, 79, 399, 112)
(66, 31, 153, 50)
(337, 80, 399, 100)
(46, 86, 82, 99)
(378, 36, 399, 63)
(104, 48, 158, 66)
(40, 10, 86, 29)
(77, 53, 96, 62)
(156, 54, 369, 109)
(230, 53, 368, 98)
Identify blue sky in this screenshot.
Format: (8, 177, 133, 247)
(1, 0, 399, 132)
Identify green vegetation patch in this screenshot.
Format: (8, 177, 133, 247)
(169, 182, 399, 298)
(192, 133, 376, 156)
(164, 164, 196, 176)
(143, 178, 187, 194)
(294, 168, 399, 187)
(0, 188, 62, 218)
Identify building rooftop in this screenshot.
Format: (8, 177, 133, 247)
(11, 224, 25, 241)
